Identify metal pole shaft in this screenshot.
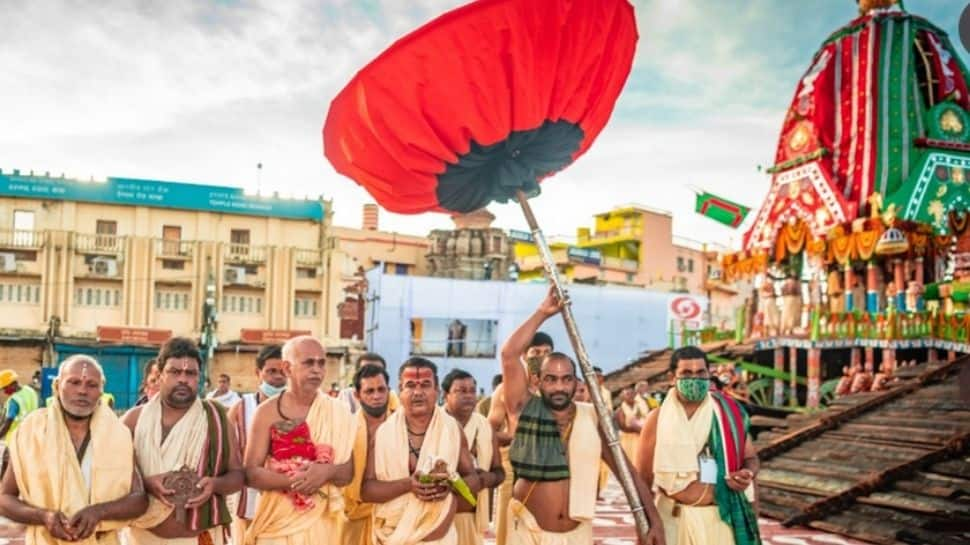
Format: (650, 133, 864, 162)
(515, 191, 651, 541)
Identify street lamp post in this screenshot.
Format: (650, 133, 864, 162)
(200, 263, 218, 387)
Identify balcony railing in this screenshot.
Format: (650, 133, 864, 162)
(224, 243, 267, 263)
(294, 248, 323, 266)
(154, 238, 194, 258)
(518, 249, 568, 271)
(602, 256, 639, 271)
(577, 226, 641, 244)
(74, 233, 123, 254)
(0, 229, 42, 249)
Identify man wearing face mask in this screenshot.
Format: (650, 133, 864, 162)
(227, 344, 287, 540)
(340, 364, 395, 545)
(488, 311, 554, 545)
(637, 346, 761, 545)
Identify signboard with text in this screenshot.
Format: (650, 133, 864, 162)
(566, 246, 602, 265)
(0, 171, 325, 221)
(240, 329, 312, 344)
(97, 326, 173, 345)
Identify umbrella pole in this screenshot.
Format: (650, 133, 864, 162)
(515, 190, 651, 541)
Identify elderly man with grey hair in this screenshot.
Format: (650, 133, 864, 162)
(0, 355, 148, 544)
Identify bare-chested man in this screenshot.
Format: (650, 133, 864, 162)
(488, 327, 553, 545)
(243, 336, 356, 544)
(0, 356, 147, 544)
(502, 290, 664, 545)
(122, 337, 244, 545)
(341, 363, 395, 545)
(227, 344, 287, 538)
(443, 369, 505, 545)
(362, 357, 481, 545)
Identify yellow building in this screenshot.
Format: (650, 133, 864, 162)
(0, 168, 348, 407)
(512, 204, 749, 327)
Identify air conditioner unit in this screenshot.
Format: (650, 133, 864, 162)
(224, 266, 246, 284)
(91, 257, 118, 276)
(0, 253, 15, 272)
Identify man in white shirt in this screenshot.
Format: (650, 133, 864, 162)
(207, 373, 241, 408)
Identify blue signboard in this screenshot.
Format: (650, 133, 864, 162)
(567, 246, 602, 265)
(0, 171, 325, 221)
(508, 229, 534, 242)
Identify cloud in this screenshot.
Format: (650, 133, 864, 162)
(2, 0, 968, 253)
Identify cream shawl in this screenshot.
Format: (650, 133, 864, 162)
(565, 402, 601, 522)
(373, 407, 461, 545)
(243, 393, 356, 544)
(462, 412, 493, 533)
(652, 391, 713, 497)
(9, 400, 134, 545)
(131, 396, 209, 529)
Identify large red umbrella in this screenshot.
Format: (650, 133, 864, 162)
(324, 0, 637, 214)
(323, 0, 648, 538)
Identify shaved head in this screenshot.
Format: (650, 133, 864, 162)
(282, 335, 328, 394)
(282, 335, 325, 362)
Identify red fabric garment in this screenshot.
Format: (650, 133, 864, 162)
(267, 422, 335, 511)
(323, 0, 637, 214)
(270, 420, 316, 460)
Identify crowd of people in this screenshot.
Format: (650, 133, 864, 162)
(0, 289, 762, 545)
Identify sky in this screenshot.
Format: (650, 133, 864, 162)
(2, 0, 967, 249)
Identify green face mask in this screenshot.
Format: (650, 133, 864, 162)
(676, 378, 709, 402)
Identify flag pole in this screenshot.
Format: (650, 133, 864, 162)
(515, 190, 651, 542)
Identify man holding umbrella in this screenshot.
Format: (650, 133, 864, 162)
(501, 289, 665, 545)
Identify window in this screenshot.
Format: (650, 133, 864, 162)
(13, 210, 34, 246)
(677, 256, 686, 272)
(222, 293, 262, 314)
(156, 290, 190, 311)
(492, 235, 503, 253)
(294, 297, 319, 318)
(395, 264, 408, 275)
(95, 220, 117, 250)
(687, 259, 694, 273)
(230, 229, 250, 256)
(0, 283, 40, 305)
(296, 267, 316, 279)
(13, 210, 34, 231)
(74, 286, 119, 307)
(162, 225, 182, 255)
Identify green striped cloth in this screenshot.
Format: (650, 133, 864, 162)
(510, 396, 569, 481)
(710, 397, 762, 545)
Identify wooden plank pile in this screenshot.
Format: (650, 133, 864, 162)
(754, 357, 970, 544)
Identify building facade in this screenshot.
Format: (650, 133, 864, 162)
(512, 204, 750, 327)
(0, 169, 347, 406)
(426, 208, 514, 280)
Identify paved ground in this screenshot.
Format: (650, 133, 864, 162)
(0, 478, 868, 544)
(482, 478, 868, 545)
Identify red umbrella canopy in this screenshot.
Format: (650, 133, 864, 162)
(323, 0, 638, 214)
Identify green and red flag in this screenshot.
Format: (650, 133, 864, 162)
(695, 191, 750, 228)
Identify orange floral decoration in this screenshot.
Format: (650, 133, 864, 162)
(828, 234, 854, 265)
(908, 232, 929, 256)
(806, 237, 826, 259)
(775, 221, 808, 261)
(854, 230, 881, 261)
